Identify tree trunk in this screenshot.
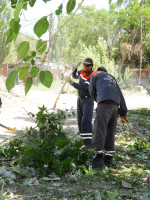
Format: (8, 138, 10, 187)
(139, 0, 143, 85)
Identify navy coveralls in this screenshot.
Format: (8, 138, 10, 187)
(89, 71, 127, 155)
(71, 68, 94, 145)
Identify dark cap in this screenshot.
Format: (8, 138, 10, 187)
(97, 67, 107, 72)
(83, 58, 93, 66)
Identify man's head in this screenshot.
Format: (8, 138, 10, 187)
(65, 64, 69, 70)
(97, 67, 107, 72)
(83, 58, 93, 72)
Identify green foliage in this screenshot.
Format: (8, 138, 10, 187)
(55, 3, 63, 15)
(146, 86, 150, 95)
(118, 67, 134, 89)
(6, 69, 18, 91)
(39, 70, 53, 88)
(18, 41, 30, 59)
(18, 65, 30, 80)
(3, 0, 78, 93)
(6, 66, 53, 95)
(67, 0, 76, 14)
(0, 4, 5, 13)
(36, 39, 47, 54)
(34, 17, 49, 38)
(0, 106, 92, 176)
(0, 0, 12, 64)
(25, 77, 33, 95)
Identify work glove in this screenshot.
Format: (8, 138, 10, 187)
(65, 76, 72, 83)
(72, 64, 76, 69)
(120, 116, 127, 124)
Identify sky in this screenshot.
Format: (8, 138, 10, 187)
(20, 0, 114, 40)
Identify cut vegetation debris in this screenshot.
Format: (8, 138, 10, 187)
(0, 107, 149, 199)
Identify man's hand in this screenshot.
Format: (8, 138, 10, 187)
(120, 116, 127, 124)
(65, 76, 72, 83)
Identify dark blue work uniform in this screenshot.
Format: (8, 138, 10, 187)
(71, 68, 94, 145)
(89, 71, 127, 155)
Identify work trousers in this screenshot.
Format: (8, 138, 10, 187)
(92, 103, 119, 155)
(77, 97, 94, 145)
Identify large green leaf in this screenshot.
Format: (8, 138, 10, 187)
(30, 67, 39, 77)
(19, 65, 30, 80)
(25, 77, 33, 95)
(36, 39, 47, 54)
(14, 0, 24, 21)
(6, 29, 13, 44)
(55, 4, 63, 15)
(10, 19, 21, 41)
(18, 41, 29, 59)
(34, 17, 49, 38)
(0, 4, 6, 13)
(6, 70, 18, 92)
(29, 0, 36, 7)
(67, 0, 76, 14)
(39, 70, 53, 88)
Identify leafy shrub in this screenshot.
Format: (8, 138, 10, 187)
(146, 86, 150, 96)
(0, 106, 93, 176)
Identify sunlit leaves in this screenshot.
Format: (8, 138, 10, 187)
(55, 4, 63, 15)
(10, 19, 21, 41)
(34, 17, 49, 38)
(25, 77, 33, 95)
(39, 71, 53, 88)
(14, 0, 24, 21)
(30, 67, 39, 77)
(29, 0, 36, 7)
(6, 70, 18, 92)
(19, 65, 30, 80)
(6, 29, 13, 44)
(67, 0, 76, 14)
(18, 41, 29, 59)
(6, 19, 21, 44)
(0, 21, 3, 29)
(0, 4, 6, 13)
(36, 39, 47, 54)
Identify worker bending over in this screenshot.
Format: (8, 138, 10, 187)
(89, 67, 127, 169)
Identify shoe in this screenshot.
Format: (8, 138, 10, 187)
(92, 154, 104, 169)
(80, 144, 93, 151)
(104, 155, 113, 167)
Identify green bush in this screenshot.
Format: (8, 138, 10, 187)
(0, 106, 93, 176)
(146, 86, 150, 95)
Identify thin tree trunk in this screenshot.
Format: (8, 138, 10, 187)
(139, 0, 143, 85)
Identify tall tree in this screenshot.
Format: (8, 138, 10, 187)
(109, 0, 150, 84)
(0, 0, 12, 64)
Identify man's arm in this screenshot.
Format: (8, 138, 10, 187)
(71, 80, 89, 90)
(72, 67, 79, 79)
(117, 84, 127, 117)
(89, 75, 97, 101)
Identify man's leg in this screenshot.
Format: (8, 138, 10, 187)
(80, 97, 94, 147)
(77, 98, 83, 133)
(92, 104, 113, 169)
(104, 105, 119, 167)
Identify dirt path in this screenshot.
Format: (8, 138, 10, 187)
(0, 81, 150, 143)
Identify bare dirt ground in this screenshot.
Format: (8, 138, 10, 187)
(0, 77, 150, 143)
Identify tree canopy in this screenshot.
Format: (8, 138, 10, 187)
(1, 0, 150, 94)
